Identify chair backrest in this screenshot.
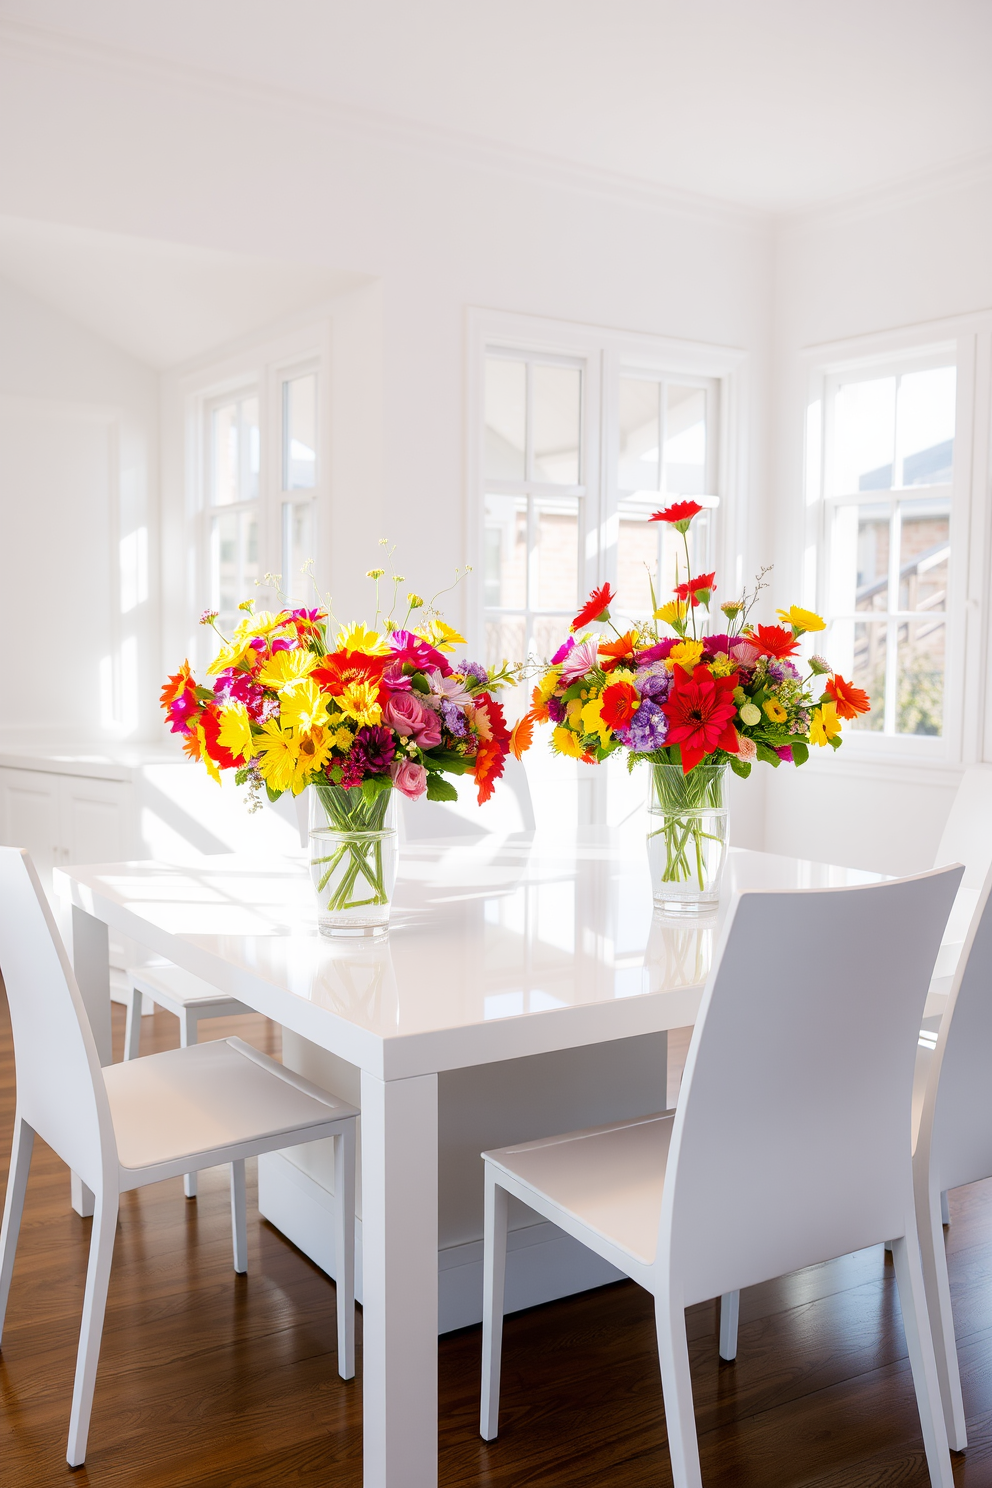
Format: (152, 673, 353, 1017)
(656, 867, 961, 1308)
(933, 765, 992, 890)
(0, 848, 115, 1191)
(917, 859, 992, 1194)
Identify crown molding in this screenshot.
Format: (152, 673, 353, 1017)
(0, 16, 767, 235)
(779, 147, 992, 235)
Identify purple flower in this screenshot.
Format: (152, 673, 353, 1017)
(618, 698, 669, 751)
(551, 636, 575, 665)
(339, 750, 366, 788)
(455, 658, 488, 685)
(354, 726, 396, 774)
(634, 663, 672, 702)
(441, 699, 468, 736)
(547, 696, 566, 724)
(767, 659, 800, 682)
(775, 745, 795, 764)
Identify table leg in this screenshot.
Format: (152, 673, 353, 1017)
(70, 907, 113, 1218)
(360, 1070, 438, 1488)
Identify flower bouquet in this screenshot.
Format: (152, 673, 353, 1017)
(161, 564, 520, 937)
(522, 499, 870, 911)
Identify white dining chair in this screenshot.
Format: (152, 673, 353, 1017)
(717, 763, 992, 1363)
(479, 867, 962, 1488)
(912, 858, 992, 1452)
(124, 961, 256, 1198)
(0, 847, 358, 1468)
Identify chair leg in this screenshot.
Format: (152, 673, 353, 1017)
(230, 1160, 247, 1274)
(180, 1012, 198, 1199)
(718, 1289, 739, 1361)
(917, 1179, 967, 1450)
(123, 987, 142, 1061)
(655, 1288, 704, 1488)
(891, 1232, 955, 1487)
(0, 1116, 35, 1344)
(941, 1189, 951, 1226)
(334, 1123, 356, 1380)
(479, 1168, 509, 1441)
(66, 1189, 119, 1468)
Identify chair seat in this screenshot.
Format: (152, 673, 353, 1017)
(484, 1111, 675, 1265)
(103, 1037, 357, 1174)
(128, 963, 249, 1010)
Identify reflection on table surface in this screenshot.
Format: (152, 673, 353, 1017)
(59, 835, 883, 1043)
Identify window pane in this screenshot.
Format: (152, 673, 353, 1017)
(664, 385, 707, 496)
(211, 511, 238, 616)
(282, 500, 314, 602)
(830, 501, 889, 614)
(211, 395, 259, 506)
(617, 501, 662, 617)
(532, 364, 580, 485)
(850, 620, 886, 732)
(284, 373, 317, 490)
(532, 614, 569, 663)
(834, 377, 896, 494)
(533, 496, 578, 610)
(897, 618, 944, 736)
(484, 358, 526, 481)
(899, 498, 949, 612)
(484, 494, 527, 608)
(897, 366, 955, 487)
(486, 616, 526, 671)
(618, 378, 661, 492)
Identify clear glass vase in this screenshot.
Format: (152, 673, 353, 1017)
(309, 783, 398, 939)
(647, 758, 729, 915)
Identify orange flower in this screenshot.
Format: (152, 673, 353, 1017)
(312, 650, 389, 698)
(598, 631, 638, 672)
(529, 683, 552, 723)
(160, 661, 194, 709)
(509, 713, 535, 759)
(471, 694, 511, 804)
(826, 673, 870, 719)
(750, 624, 800, 659)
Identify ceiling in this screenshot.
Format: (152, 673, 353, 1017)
(1, 0, 991, 212)
(0, 217, 367, 368)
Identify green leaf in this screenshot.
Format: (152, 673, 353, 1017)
(791, 741, 809, 766)
(425, 750, 470, 774)
(360, 775, 392, 804)
(730, 757, 752, 779)
(410, 672, 430, 694)
(426, 774, 459, 802)
(265, 783, 283, 803)
(828, 733, 842, 750)
(755, 741, 781, 767)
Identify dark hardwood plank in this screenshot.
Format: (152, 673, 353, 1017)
(0, 997, 988, 1484)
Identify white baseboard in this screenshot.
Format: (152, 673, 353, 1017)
(257, 1149, 624, 1334)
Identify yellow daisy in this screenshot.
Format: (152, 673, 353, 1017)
(653, 599, 688, 631)
(581, 695, 613, 749)
(207, 611, 293, 674)
(666, 639, 705, 673)
(253, 722, 302, 794)
(416, 618, 466, 653)
(809, 701, 842, 746)
(292, 724, 335, 789)
(258, 648, 317, 691)
(279, 678, 329, 733)
(552, 725, 587, 758)
(216, 701, 254, 762)
(336, 679, 383, 727)
(335, 622, 390, 655)
(777, 605, 826, 633)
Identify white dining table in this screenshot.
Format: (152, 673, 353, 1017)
(55, 832, 900, 1488)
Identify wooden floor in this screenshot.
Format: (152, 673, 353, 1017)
(0, 1004, 991, 1488)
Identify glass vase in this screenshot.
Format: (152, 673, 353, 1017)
(647, 758, 729, 915)
(309, 783, 398, 939)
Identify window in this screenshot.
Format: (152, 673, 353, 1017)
(483, 352, 586, 672)
(814, 352, 957, 742)
(481, 341, 723, 676)
(196, 348, 323, 633)
(613, 374, 719, 624)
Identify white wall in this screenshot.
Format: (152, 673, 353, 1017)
(0, 276, 158, 739)
(764, 172, 992, 872)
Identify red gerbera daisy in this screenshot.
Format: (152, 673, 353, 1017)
(649, 500, 703, 532)
(826, 674, 870, 719)
(312, 650, 390, 697)
(750, 624, 800, 659)
(471, 694, 511, 804)
(571, 583, 615, 632)
(674, 572, 717, 607)
(662, 665, 740, 772)
(600, 679, 640, 731)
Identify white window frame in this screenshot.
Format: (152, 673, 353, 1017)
(467, 309, 749, 657)
(801, 313, 992, 769)
(179, 323, 328, 664)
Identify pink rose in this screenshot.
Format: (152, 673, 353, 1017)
(382, 662, 412, 692)
(390, 759, 428, 799)
(415, 710, 442, 749)
(383, 691, 430, 737)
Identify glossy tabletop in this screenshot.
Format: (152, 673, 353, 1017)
(55, 835, 883, 1080)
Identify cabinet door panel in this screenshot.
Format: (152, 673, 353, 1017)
(0, 768, 61, 881)
(59, 779, 130, 866)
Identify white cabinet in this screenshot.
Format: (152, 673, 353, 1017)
(0, 765, 132, 891)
